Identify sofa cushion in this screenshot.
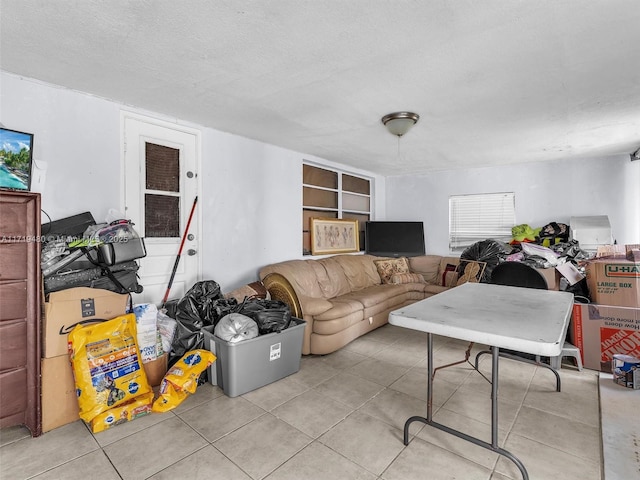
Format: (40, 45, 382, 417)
(298, 296, 333, 315)
(408, 255, 442, 284)
(374, 257, 410, 284)
(313, 309, 364, 335)
(424, 284, 451, 295)
(259, 259, 325, 298)
(313, 298, 363, 319)
(316, 257, 352, 298)
(390, 273, 425, 285)
(338, 283, 412, 309)
(335, 254, 382, 291)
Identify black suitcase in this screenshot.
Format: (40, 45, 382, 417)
(44, 260, 142, 295)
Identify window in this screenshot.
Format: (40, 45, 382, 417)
(144, 142, 181, 238)
(449, 192, 515, 251)
(303, 163, 371, 255)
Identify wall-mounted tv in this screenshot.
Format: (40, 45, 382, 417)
(365, 221, 426, 257)
(0, 127, 34, 191)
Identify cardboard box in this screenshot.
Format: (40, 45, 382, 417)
(535, 267, 559, 290)
(571, 303, 640, 372)
(41, 355, 80, 432)
(43, 287, 130, 358)
(569, 215, 612, 251)
(585, 259, 640, 308)
(626, 244, 640, 262)
(143, 353, 168, 387)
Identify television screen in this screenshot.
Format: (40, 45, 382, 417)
(0, 128, 34, 191)
(365, 221, 426, 257)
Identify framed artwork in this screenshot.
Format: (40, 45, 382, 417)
(310, 218, 359, 255)
(456, 260, 488, 286)
(0, 128, 34, 191)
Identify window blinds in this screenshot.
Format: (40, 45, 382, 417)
(449, 192, 515, 250)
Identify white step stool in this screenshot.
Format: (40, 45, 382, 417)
(550, 342, 583, 371)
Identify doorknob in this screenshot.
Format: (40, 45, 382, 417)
(187, 249, 197, 256)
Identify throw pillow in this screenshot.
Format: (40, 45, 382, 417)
(390, 273, 425, 285)
(374, 257, 410, 284)
(442, 264, 458, 286)
(408, 255, 442, 284)
(443, 270, 459, 287)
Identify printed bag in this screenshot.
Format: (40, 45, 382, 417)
(68, 313, 151, 422)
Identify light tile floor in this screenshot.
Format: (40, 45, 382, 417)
(1, 325, 603, 480)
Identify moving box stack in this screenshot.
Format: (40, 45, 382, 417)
(572, 244, 640, 378)
(39, 212, 166, 432)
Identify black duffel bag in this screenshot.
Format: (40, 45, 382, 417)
(236, 298, 292, 335)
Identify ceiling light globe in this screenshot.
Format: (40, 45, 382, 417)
(381, 112, 420, 137)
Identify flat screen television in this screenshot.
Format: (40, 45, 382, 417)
(0, 127, 34, 191)
(365, 221, 426, 257)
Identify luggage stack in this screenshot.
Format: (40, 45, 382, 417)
(41, 212, 146, 295)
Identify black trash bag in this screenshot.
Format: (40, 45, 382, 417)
(168, 280, 238, 366)
(236, 298, 292, 335)
(460, 239, 512, 282)
(564, 277, 590, 303)
(520, 255, 549, 269)
(175, 281, 223, 328)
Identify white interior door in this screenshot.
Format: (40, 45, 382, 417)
(122, 113, 200, 306)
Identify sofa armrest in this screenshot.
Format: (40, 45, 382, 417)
(262, 273, 303, 318)
(298, 296, 333, 316)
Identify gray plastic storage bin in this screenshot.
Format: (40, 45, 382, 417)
(202, 318, 305, 397)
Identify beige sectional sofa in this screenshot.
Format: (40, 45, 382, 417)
(258, 254, 460, 355)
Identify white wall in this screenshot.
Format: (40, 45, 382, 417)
(0, 73, 384, 291)
(4, 72, 636, 291)
(386, 156, 640, 255)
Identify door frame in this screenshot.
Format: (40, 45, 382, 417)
(119, 110, 203, 291)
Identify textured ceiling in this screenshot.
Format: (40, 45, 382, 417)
(2, 1, 640, 176)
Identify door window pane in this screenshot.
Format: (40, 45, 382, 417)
(146, 143, 180, 192)
(145, 194, 180, 237)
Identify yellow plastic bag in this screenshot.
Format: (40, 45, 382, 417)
(152, 349, 216, 413)
(68, 313, 152, 422)
(89, 391, 154, 433)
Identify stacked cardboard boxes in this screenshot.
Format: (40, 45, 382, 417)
(41, 288, 129, 432)
(571, 254, 640, 372)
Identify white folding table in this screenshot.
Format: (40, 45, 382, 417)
(389, 282, 574, 480)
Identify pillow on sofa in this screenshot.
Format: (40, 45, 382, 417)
(390, 273, 425, 285)
(408, 255, 442, 285)
(374, 257, 410, 284)
(442, 264, 458, 286)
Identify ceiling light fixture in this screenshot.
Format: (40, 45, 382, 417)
(381, 112, 420, 137)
